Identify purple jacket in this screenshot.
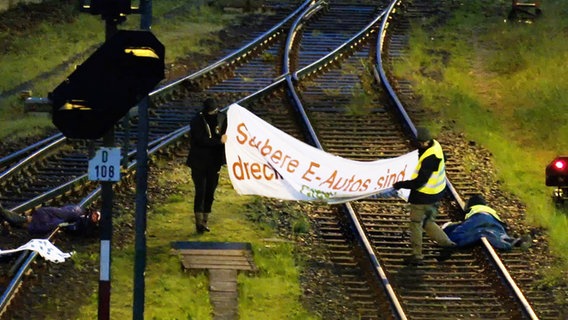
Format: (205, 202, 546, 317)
(28, 205, 85, 234)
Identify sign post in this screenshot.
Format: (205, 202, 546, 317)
(48, 2, 165, 318)
(133, 0, 153, 318)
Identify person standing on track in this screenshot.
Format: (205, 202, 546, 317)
(185, 98, 227, 234)
(393, 127, 456, 265)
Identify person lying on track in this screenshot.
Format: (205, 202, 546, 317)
(442, 194, 531, 251)
(0, 203, 100, 236)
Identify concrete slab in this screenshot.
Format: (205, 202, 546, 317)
(172, 241, 257, 320)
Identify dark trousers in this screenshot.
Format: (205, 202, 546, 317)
(191, 165, 221, 213)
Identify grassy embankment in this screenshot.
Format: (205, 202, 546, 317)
(0, 0, 231, 140)
(6, 0, 567, 317)
(1, 1, 319, 319)
(75, 165, 316, 319)
(391, 0, 568, 283)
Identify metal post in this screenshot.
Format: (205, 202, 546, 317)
(133, 1, 152, 318)
(140, 0, 152, 30)
(122, 115, 130, 168)
(133, 96, 148, 320)
(98, 20, 118, 320)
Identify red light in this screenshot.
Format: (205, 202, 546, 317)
(546, 156, 568, 187)
(554, 160, 566, 171)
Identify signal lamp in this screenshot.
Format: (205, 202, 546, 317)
(546, 156, 568, 205)
(82, 0, 134, 20)
(546, 156, 568, 187)
(553, 159, 566, 170)
(48, 30, 164, 139)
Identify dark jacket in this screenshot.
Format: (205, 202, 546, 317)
(28, 205, 92, 235)
(186, 111, 226, 169)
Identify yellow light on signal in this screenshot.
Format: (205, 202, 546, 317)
(124, 47, 159, 59)
(61, 101, 92, 111)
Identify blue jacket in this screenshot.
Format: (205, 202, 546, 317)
(28, 205, 88, 235)
(443, 212, 513, 250)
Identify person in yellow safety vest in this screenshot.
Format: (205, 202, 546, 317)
(442, 194, 531, 250)
(393, 127, 456, 265)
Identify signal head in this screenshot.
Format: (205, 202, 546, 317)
(49, 30, 165, 139)
(546, 156, 568, 187)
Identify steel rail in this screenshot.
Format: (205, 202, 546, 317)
(282, 2, 407, 319)
(293, 4, 384, 81)
(376, 0, 539, 319)
(0, 0, 313, 208)
(0, 136, 66, 182)
(150, 0, 316, 97)
(2, 1, 545, 318)
(282, 0, 329, 147)
(0, 133, 64, 168)
(0, 2, 318, 314)
(0, 226, 60, 317)
(0, 125, 189, 315)
(1, 0, 311, 181)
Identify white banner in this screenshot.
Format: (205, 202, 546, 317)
(226, 104, 417, 204)
(0, 239, 73, 263)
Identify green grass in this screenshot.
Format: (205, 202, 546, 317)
(5, 0, 568, 315)
(391, 0, 568, 276)
(74, 162, 317, 319)
(2, 2, 312, 318)
(0, 0, 241, 141)
(0, 112, 52, 139)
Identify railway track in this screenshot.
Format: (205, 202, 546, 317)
(380, 1, 562, 319)
(0, 0, 565, 318)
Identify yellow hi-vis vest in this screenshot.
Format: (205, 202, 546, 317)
(411, 139, 446, 195)
(465, 204, 503, 223)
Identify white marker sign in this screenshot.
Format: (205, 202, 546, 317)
(88, 147, 121, 182)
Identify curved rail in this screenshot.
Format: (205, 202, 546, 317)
(376, 1, 538, 319)
(0, 2, 317, 316)
(0, 0, 314, 211)
(222, 1, 549, 318)
(0, 126, 189, 314)
(0, 135, 66, 185)
(0, 133, 64, 171)
(1, 1, 561, 318)
(284, 3, 407, 319)
(150, 0, 316, 97)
